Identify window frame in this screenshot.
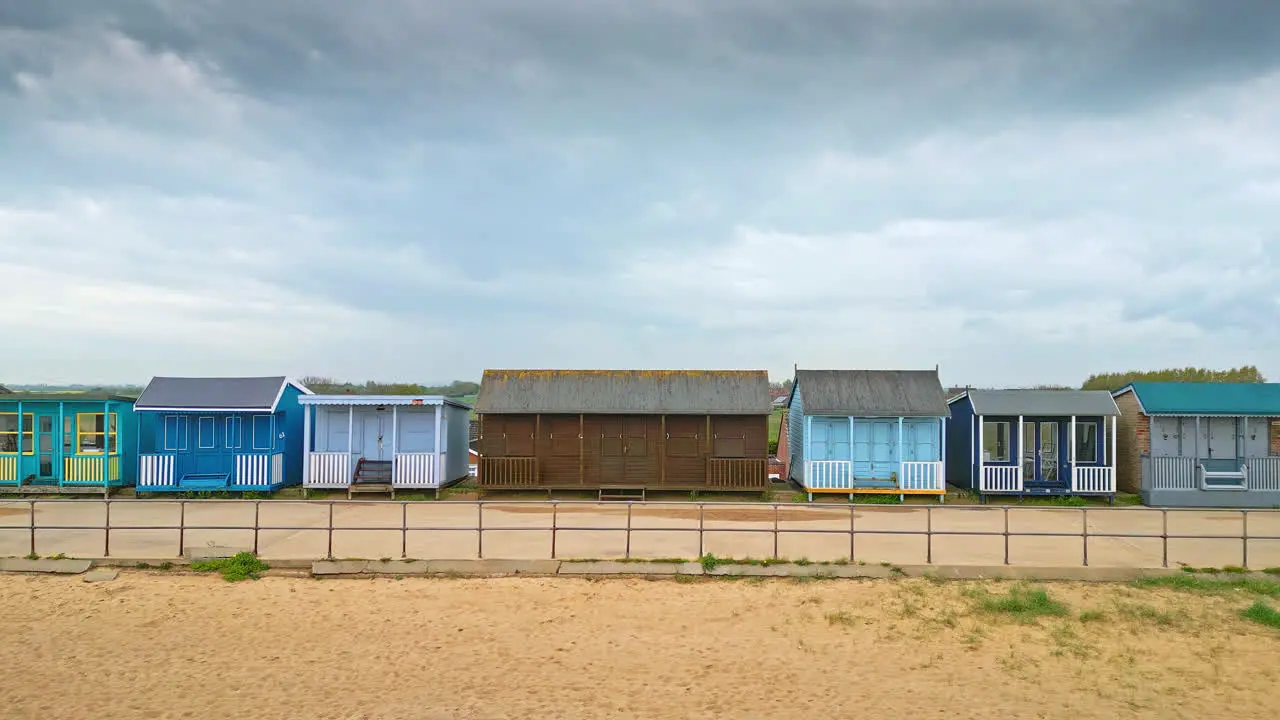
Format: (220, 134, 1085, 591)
(0, 413, 35, 455)
(982, 421, 1011, 463)
(163, 415, 188, 452)
(225, 416, 243, 450)
(75, 413, 119, 455)
(251, 415, 273, 451)
(1074, 421, 1099, 464)
(197, 416, 216, 449)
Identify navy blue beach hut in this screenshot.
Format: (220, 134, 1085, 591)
(946, 389, 1119, 500)
(787, 370, 950, 501)
(133, 377, 311, 493)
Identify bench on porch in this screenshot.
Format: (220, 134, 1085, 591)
(178, 473, 231, 490)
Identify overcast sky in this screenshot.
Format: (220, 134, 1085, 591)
(2, 0, 1278, 388)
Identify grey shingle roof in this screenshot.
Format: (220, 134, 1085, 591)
(135, 377, 301, 411)
(793, 370, 949, 417)
(959, 389, 1119, 416)
(475, 370, 772, 414)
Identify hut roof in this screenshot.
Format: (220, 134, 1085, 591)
(792, 370, 949, 417)
(1113, 382, 1280, 416)
(135, 377, 310, 412)
(475, 370, 772, 415)
(953, 389, 1119, 416)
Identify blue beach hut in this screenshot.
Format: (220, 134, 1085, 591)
(133, 377, 311, 493)
(0, 392, 138, 495)
(787, 369, 950, 501)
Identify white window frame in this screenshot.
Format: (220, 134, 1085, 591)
(982, 421, 1011, 462)
(197, 416, 216, 449)
(251, 415, 272, 451)
(164, 415, 188, 452)
(225, 416, 243, 450)
(1074, 421, 1099, 464)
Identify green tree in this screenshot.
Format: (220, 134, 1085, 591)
(1081, 366, 1266, 391)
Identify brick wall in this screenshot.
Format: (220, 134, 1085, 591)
(1112, 391, 1148, 494)
(1272, 418, 1280, 456)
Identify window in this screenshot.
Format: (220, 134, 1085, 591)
(164, 415, 188, 451)
(1074, 422, 1098, 463)
(76, 413, 118, 454)
(64, 417, 73, 453)
(252, 415, 272, 451)
(983, 421, 1010, 462)
(197, 417, 216, 449)
(0, 414, 34, 454)
(225, 416, 243, 449)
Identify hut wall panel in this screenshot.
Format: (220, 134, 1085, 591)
(664, 415, 705, 486)
(539, 414, 581, 486)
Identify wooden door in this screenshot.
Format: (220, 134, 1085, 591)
(623, 416, 652, 485)
(663, 415, 702, 486)
(598, 416, 625, 484)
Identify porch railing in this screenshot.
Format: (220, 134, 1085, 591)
(306, 452, 352, 488)
(62, 455, 122, 484)
(479, 457, 539, 487)
(1144, 456, 1198, 491)
(706, 458, 767, 489)
(980, 465, 1022, 493)
(1071, 466, 1115, 494)
(393, 453, 439, 488)
(138, 454, 175, 487)
(1244, 457, 1280, 492)
(235, 453, 284, 487)
(0, 455, 17, 483)
(804, 460, 852, 489)
(900, 461, 944, 492)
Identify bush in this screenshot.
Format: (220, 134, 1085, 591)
(191, 552, 269, 582)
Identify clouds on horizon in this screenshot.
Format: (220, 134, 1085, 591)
(1, 0, 1278, 386)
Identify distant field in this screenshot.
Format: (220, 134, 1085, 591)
(770, 407, 786, 445)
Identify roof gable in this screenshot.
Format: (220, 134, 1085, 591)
(475, 370, 772, 414)
(793, 370, 948, 417)
(135, 377, 309, 412)
(1120, 382, 1280, 416)
(960, 389, 1119, 416)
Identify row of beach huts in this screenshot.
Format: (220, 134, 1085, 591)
(2, 370, 1279, 508)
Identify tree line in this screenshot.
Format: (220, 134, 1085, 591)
(1079, 366, 1265, 391)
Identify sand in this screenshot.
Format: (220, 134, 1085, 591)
(1, 572, 1277, 719)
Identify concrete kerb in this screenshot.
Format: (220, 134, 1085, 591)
(557, 561, 703, 575)
(0, 558, 92, 574)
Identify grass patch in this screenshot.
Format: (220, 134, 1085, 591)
(967, 584, 1069, 622)
(825, 610, 856, 626)
(1133, 575, 1280, 597)
(24, 552, 38, 560)
(1241, 601, 1280, 629)
(190, 552, 269, 582)
(850, 494, 901, 504)
(1018, 495, 1088, 507)
(1078, 609, 1107, 623)
(1114, 601, 1183, 627)
(1263, 568, 1280, 576)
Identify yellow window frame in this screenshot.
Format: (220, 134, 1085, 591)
(0, 413, 35, 455)
(76, 413, 119, 455)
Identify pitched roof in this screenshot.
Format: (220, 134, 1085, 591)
(1115, 382, 1280, 416)
(135, 377, 310, 412)
(1, 391, 136, 402)
(953, 389, 1119, 416)
(0, 385, 10, 394)
(792, 370, 949, 417)
(474, 370, 772, 414)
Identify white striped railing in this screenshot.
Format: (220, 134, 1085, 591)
(306, 452, 351, 488)
(980, 465, 1022, 493)
(0, 455, 17, 483)
(1244, 457, 1280, 491)
(805, 460, 853, 490)
(900, 461, 944, 492)
(393, 452, 439, 488)
(1144, 456, 1198, 490)
(138, 454, 175, 487)
(63, 455, 120, 484)
(1071, 466, 1115, 494)
(234, 453, 282, 487)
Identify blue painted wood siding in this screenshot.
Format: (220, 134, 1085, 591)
(944, 395, 976, 490)
(0, 399, 138, 485)
(787, 388, 805, 482)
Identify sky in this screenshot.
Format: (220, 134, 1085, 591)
(1, 0, 1279, 388)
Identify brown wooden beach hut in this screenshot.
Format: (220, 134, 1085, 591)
(475, 370, 772, 494)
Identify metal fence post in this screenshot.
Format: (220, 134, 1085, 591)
(625, 502, 632, 560)
(178, 500, 186, 558)
(773, 504, 779, 560)
(1242, 510, 1249, 569)
(253, 500, 261, 555)
(1081, 508, 1088, 567)
(698, 503, 704, 557)
(28, 500, 36, 557)
(551, 502, 558, 559)
(401, 502, 408, 559)
(326, 502, 334, 560)
(477, 502, 484, 559)
(1002, 507, 1009, 565)
(849, 504, 855, 563)
(1161, 509, 1168, 568)
(103, 500, 111, 558)
(926, 506, 932, 564)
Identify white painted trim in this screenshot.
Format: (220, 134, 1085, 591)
(297, 394, 469, 409)
(977, 415, 984, 481)
(1110, 414, 1117, 480)
(434, 404, 443, 483)
(136, 406, 275, 413)
(197, 416, 216, 449)
(302, 404, 312, 486)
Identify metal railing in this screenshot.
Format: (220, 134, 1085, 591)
(4, 499, 1279, 569)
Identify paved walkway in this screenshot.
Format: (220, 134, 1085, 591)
(1, 500, 1277, 569)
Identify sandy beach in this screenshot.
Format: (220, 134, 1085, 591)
(1, 572, 1277, 719)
